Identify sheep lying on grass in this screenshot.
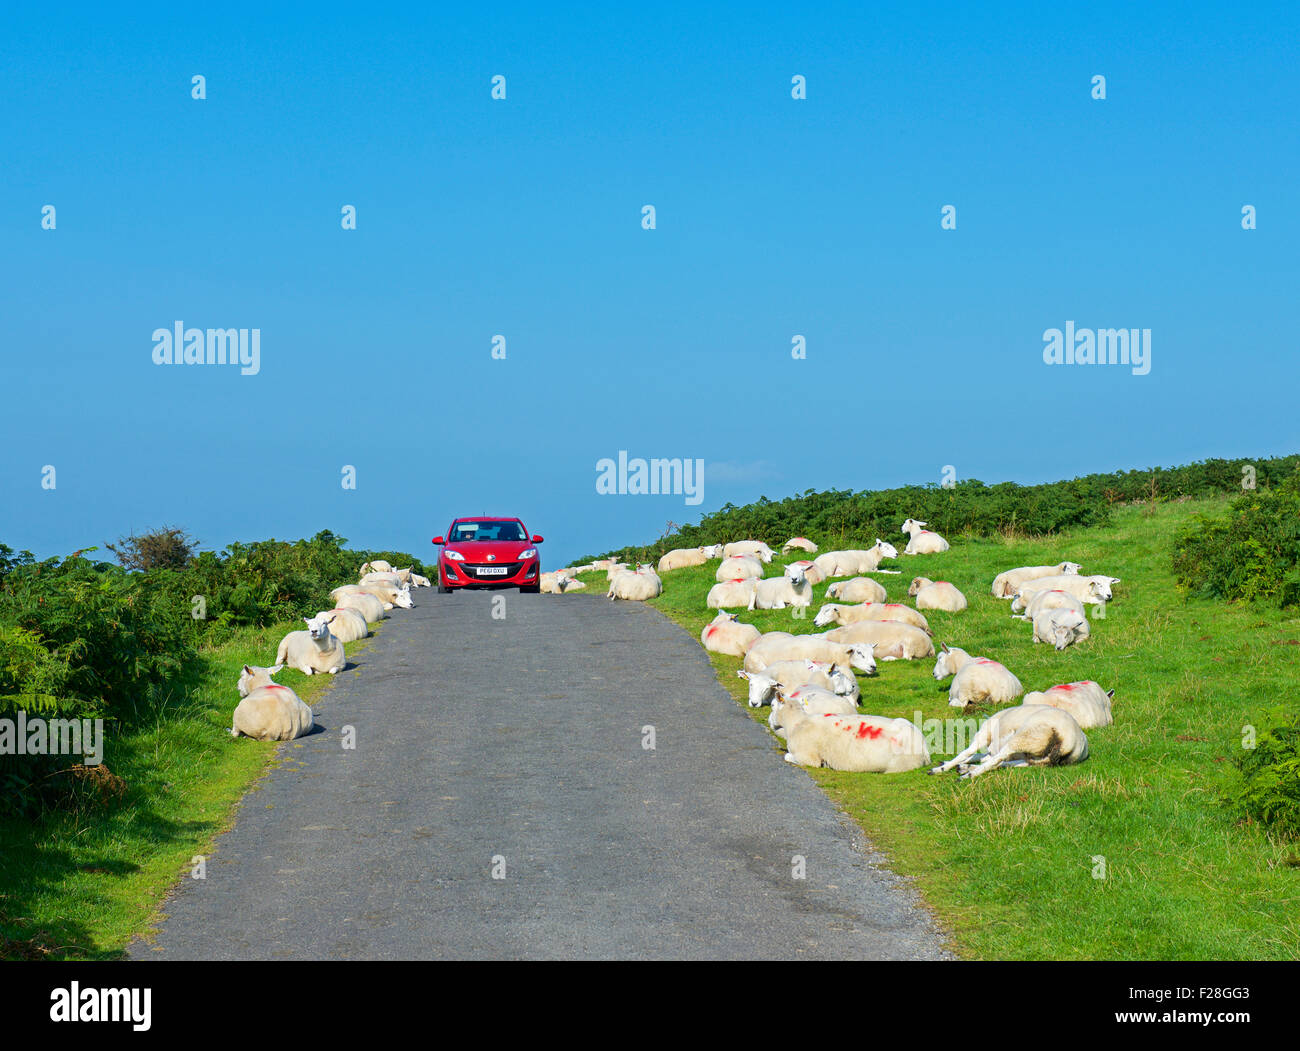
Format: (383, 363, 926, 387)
(788, 559, 825, 585)
(1021, 681, 1114, 729)
(908, 577, 968, 612)
(813, 541, 898, 578)
(275, 615, 346, 675)
(932, 644, 1023, 709)
(990, 562, 1082, 598)
(749, 564, 814, 610)
(783, 710, 930, 773)
(608, 566, 662, 601)
(782, 537, 819, 554)
(743, 634, 877, 676)
(701, 612, 761, 656)
(737, 660, 860, 708)
(657, 547, 714, 573)
(826, 577, 888, 604)
(317, 607, 370, 643)
(929, 705, 1088, 779)
(335, 591, 385, 624)
(1015, 574, 1116, 607)
(1031, 606, 1091, 650)
(813, 602, 930, 631)
(824, 620, 935, 660)
(767, 684, 859, 736)
(1012, 588, 1086, 622)
(707, 578, 759, 608)
(231, 664, 314, 741)
(901, 519, 950, 554)
(723, 541, 775, 562)
(716, 554, 764, 582)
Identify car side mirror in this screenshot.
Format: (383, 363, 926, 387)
(531, 535, 544, 543)
(431, 536, 445, 545)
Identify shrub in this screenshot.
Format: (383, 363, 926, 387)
(1225, 707, 1300, 841)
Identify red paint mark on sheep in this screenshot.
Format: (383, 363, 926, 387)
(856, 723, 883, 740)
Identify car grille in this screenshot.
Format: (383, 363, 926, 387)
(465, 562, 522, 579)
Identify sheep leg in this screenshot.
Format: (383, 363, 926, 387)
(959, 736, 1032, 779)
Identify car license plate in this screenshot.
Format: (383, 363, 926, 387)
(477, 567, 508, 576)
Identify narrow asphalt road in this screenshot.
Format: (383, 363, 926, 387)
(130, 591, 952, 960)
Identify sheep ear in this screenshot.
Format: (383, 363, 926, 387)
(243, 665, 253, 675)
(1107, 689, 1115, 698)
(940, 643, 948, 652)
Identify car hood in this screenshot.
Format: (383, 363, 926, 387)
(444, 540, 531, 561)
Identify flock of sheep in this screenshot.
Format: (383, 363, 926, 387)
(553, 522, 1122, 780)
(229, 561, 430, 742)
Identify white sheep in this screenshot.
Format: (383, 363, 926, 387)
(723, 540, 775, 563)
(657, 547, 709, 573)
(231, 665, 314, 741)
(317, 607, 370, 644)
(929, 705, 1088, 779)
(813, 540, 899, 579)
(604, 562, 631, 581)
(901, 519, 950, 555)
(767, 684, 859, 736)
(813, 602, 930, 632)
(360, 559, 394, 575)
(700, 612, 761, 657)
(1012, 588, 1086, 621)
(715, 554, 765, 582)
(736, 660, 860, 709)
(331, 582, 412, 610)
(781, 537, 819, 554)
(1021, 681, 1114, 729)
(540, 570, 573, 594)
(788, 559, 825, 585)
(743, 634, 878, 676)
(335, 590, 385, 623)
(991, 562, 1083, 598)
(360, 570, 403, 586)
(932, 644, 1023, 709)
(409, 573, 433, 588)
(275, 615, 346, 676)
(907, 577, 968, 612)
(608, 567, 662, 601)
(748, 564, 814, 611)
(706, 578, 758, 608)
(824, 620, 935, 661)
(783, 710, 931, 773)
(1015, 574, 1117, 607)
(1031, 606, 1091, 650)
(825, 577, 888, 604)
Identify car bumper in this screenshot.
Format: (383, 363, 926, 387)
(441, 559, 540, 589)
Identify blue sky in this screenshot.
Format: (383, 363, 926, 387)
(2, 1, 1297, 570)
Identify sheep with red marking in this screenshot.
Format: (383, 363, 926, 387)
(814, 602, 930, 632)
(908, 577, 968, 612)
(736, 660, 860, 709)
(1012, 588, 1086, 622)
(929, 705, 1088, 779)
(767, 683, 859, 736)
(715, 554, 764, 582)
(932, 644, 1023, 709)
(231, 664, 314, 741)
(707, 578, 759, 608)
(723, 540, 775, 563)
(789, 559, 825, 585)
(1021, 681, 1114, 729)
(824, 620, 935, 661)
(991, 562, 1083, 598)
(700, 612, 761, 657)
(782, 537, 819, 555)
(783, 710, 930, 773)
(607, 565, 662, 601)
(1014, 574, 1117, 608)
(826, 577, 888, 604)
(901, 519, 950, 555)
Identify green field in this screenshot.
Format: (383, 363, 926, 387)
(0, 624, 375, 959)
(572, 496, 1300, 959)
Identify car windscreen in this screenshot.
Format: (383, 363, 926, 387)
(449, 521, 526, 542)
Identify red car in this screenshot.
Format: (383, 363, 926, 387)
(432, 517, 544, 594)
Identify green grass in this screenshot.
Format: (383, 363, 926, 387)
(0, 622, 377, 960)
(584, 499, 1300, 960)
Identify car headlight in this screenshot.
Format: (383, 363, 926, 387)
(444, 550, 466, 562)
(519, 548, 537, 560)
